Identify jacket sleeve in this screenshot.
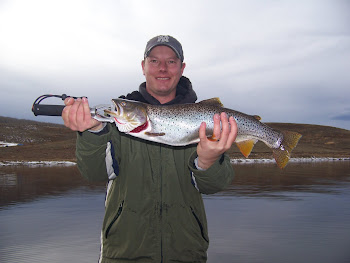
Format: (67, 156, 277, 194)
(188, 151, 234, 194)
(75, 124, 113, 182)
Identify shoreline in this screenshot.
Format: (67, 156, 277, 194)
(1, 157, 349, 167)
(230, 157, 350, 164)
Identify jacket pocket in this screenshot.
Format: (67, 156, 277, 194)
(105, 200, 124, 239)
(190, 206, 209, 243)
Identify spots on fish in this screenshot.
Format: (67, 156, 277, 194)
(143, 103, 282, 148)
(112, 98, 301, 167)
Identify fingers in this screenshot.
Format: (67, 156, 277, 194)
(218, 112, 236, 148)
(62, 97, 99, 132)
(198, 112, 237, 152)
(62, 98, 74, 127)
(198, 121, 207, 141)
(227, 116, 238, 146)
(218, 112, 229, 142)
(196, 112, 237, 169)
(68, 98, 82, 130)
(64, 97, 74, 106)
(82, 97, 91, 121)
(199, 112, 235, 145)
(75, 98, 86, 128)
(74, 98, 91, 131)
(209, 114, 221, 141)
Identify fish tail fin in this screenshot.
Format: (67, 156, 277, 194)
(236, 139, 258, 158)
(273, 130, 302, 169)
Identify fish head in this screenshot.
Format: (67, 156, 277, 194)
(104, 99, 148, 133)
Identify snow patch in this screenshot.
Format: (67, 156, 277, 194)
(0, 161, 76, 167)
(0, 141, 22, 147)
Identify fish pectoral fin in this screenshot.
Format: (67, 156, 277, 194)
(145, 132, 165, 137)
(236, 139, 257, 158)
(207, 135, 219, 142)
(207, 130, 221, 141)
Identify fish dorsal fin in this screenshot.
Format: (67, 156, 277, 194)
(253, 115, 261, 121)
(199, 98, 223, 107)
(236, 139, 258, 158)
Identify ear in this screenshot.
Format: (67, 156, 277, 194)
(141, 60, 146, 75)
(181, 62, 186, 75)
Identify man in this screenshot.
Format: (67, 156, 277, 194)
(62, 35, 237, 263)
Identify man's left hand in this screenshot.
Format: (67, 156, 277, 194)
(196, 112, 237, 170)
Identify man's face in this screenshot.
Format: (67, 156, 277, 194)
(142, 45, 186, 102)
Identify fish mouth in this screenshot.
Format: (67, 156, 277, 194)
(104, 104, 126, 125)
(113, 103, 129, 126)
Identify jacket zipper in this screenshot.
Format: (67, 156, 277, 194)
(159, 145, 163, 262)
(105, 200, 124, 239)
(191, 206, 209, 243)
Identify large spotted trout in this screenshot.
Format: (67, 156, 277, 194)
(103, 98, 302, 169)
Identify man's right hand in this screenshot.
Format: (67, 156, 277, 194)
(62, 97, 103, 132)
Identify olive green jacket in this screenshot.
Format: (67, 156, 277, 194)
(76, 124, 234, 263)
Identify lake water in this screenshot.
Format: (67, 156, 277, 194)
(1, 161, 350, 263)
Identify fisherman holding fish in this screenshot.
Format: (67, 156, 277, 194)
(62, 35, 237, 263)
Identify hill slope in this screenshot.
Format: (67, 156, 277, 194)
(1, 116, 349, 162)
(0, 116, 76, 161)
(227, 122, 350, 159)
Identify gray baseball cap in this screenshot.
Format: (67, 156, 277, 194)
(144, 35, 184, 62)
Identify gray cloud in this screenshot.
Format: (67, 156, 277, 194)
(0, 0, 349, 131)
(332, 113, 350, 121)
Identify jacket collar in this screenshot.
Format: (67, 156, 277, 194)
(138, 76, 197, 105)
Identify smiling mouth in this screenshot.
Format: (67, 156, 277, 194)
(156, 77, 170, 80)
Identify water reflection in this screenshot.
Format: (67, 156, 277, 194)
(217, 161, 350, 199)
(0, 165, 106, 263)
(0, 165, 105, 208)
(205, 161, 350, 263)
(0, 162, 350, 263)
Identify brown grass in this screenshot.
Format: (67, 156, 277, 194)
(0, 116, 349, 162)
(0, 116, 76, 162)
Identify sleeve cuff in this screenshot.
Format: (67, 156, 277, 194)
(194, 157, 206, 171)
(88, 122, 107, 133)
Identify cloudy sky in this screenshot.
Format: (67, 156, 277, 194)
(0, 0, 349, 130)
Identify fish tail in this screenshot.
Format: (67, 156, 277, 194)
(272, 130, 302, 169)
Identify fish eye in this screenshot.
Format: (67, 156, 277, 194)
(120, 101, 127, 107)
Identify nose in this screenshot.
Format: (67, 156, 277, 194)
(158, 61, 167, 72)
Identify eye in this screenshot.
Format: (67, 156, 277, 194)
(120, 101, 127, 107)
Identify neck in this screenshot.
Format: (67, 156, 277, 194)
(145, 89, 176, 105)
(153, 94, 176, 104)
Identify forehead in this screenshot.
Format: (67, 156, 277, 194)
(147, 45, 178, 59)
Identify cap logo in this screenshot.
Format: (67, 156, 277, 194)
(157, 35, 169, 43)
